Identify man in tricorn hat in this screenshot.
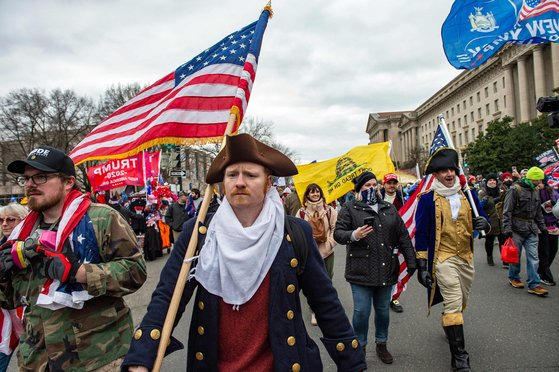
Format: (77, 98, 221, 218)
(414, 148, 489, 372)
(123, 133, 366, 371)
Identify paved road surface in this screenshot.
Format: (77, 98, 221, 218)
(9, 239, 559, 371)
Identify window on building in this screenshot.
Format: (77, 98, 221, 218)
(446, 110, 449, 118)
(452, 121, 455, 131)
(479, 124, 484, 134)
(452, 135, 456, 145)
(459, 133, 462, 146)
(478, 108, 482, 119)
(502, 76, 505, 89)
(465, 131, 469, 143)
(464, 115, 468, 125)
(458, 118, 461, 128)
(493, 81, 498, 93)
(484, 87, 489, 98)
(504, 95, 507, 108)
(469, 96, 473, 106)
(451, 107, 454, 116)
(494, 99, 499, 112)
(471, 112, 474, 122)
(476, 92, 480, 102)
(486, 103, 490, 115)
(463, 100, 466, 109)
(472, 127, 476, 139)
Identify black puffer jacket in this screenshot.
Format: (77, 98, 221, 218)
(334, 200, 416, 287)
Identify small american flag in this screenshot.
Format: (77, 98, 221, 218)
(518, 0, 559, 22)
(70, 9, 272, 165)
(391, 122, 449, 300)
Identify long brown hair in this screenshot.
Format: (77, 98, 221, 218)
(303, 183, 325, 206)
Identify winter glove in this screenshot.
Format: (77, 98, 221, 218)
(41, 251, 81, 284)
(503, 230, 513, 239)
(0, 248, 14, 278)
(416, 258, 432, 289)
(473, 216, 490, 231)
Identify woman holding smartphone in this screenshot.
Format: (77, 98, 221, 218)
(334, 171, 416, 365)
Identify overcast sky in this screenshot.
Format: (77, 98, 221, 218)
(0, 0, 461, 164)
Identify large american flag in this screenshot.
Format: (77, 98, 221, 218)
(392, 124, 448, 300)
(70, 9, 272, 165)
(518, 0, 559, 22)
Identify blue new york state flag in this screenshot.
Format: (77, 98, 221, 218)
(442, 0, 559, 69)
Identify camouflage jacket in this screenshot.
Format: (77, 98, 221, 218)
(0, 203, 147, 372)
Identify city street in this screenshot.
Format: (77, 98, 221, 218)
(123, 238, 559, 371)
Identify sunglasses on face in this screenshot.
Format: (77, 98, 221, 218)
(0, 217, 19, 224)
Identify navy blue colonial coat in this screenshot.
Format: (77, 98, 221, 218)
(414, 188, 487, 307)
(122, 216, 366, 371)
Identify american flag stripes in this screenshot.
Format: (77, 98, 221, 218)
(70, 9, 272, 165)
(391, 121, 450, 300)
(519, 0, 559, 22)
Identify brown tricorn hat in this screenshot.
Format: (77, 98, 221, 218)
(205, 133, 298, 184)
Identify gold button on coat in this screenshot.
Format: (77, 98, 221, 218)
(198, 226, 207, 234)
(292, 363, 301, 372)
(287, 284, 296, 293)
(352, 339, 359, 349)
(197, 326, 205, 335)
(198, 301, 205, 310)
(336, 342, 345, 351)
(150, 329, 161, 340)
(133, 329, 142, 340)
(286, 310, 294, 320)
(290, 258, 298, 268)
(286, 234, 292, 242)
(196, 352, 204, 361)
(287, 336, 296, 346)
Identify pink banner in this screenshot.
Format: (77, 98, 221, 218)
(144, 151, 161, 178)
(87, 154, 144, 192)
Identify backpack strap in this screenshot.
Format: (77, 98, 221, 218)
(284, 215, 309, 276)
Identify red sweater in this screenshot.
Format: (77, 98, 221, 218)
(218, 273, 274, 371)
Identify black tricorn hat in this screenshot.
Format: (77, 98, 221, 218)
(205, 133, 298, 184)
(424, 148, 459, 175)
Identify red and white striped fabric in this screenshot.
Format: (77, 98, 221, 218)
(70, 9, 272, 165)
(0, 308, 23, 355)
(391, 174, 434, 300)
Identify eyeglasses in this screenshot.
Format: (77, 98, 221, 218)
(0, 217, 19, 224)
(16, 173, 60, 187)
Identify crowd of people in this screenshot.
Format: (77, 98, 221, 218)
(0, 139, 555, 372)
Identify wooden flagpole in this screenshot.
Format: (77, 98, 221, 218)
(152, 113, 237, 372)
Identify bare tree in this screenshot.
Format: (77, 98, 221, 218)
(96, 83, 144, 121)
(200, 116, 297, 160)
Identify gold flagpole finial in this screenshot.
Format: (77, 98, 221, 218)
(263, 1, 273, 18)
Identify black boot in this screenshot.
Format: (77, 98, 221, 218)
(375, 342, 393, 364)
(443, 325, 471, 371)
(487, 255, 494, 266)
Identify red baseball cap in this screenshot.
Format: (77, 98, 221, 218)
(383, 173, 398, 183)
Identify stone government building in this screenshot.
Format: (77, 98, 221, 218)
(366, 43, 559, 167)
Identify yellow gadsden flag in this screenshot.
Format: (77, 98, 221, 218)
(293, 142, 395, 205)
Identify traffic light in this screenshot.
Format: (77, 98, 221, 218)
(173, 152, 181, 169)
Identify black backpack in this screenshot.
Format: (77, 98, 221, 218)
(196, 214, 309, 276)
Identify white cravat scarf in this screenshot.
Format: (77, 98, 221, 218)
(194, 187, 284, 307)
(432, 177, 462, 221)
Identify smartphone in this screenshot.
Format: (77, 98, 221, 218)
(512, 166, 517, 172)
(363, 217, 375, 227)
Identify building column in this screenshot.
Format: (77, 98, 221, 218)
(517, 57, 530, 123)
(552, 43, 559, 92)
(504, 64, 515, 120)
(533, 46, 546, 98)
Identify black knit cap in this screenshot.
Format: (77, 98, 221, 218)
(486, 173, 498, 182)
(352, 171, 376, 192)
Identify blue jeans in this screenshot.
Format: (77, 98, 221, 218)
(350, 283, 392, 346)
(0, 352, 12, 372)
(509, 232, 541, 289)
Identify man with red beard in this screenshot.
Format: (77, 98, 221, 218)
(0, 146, 146, 371)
